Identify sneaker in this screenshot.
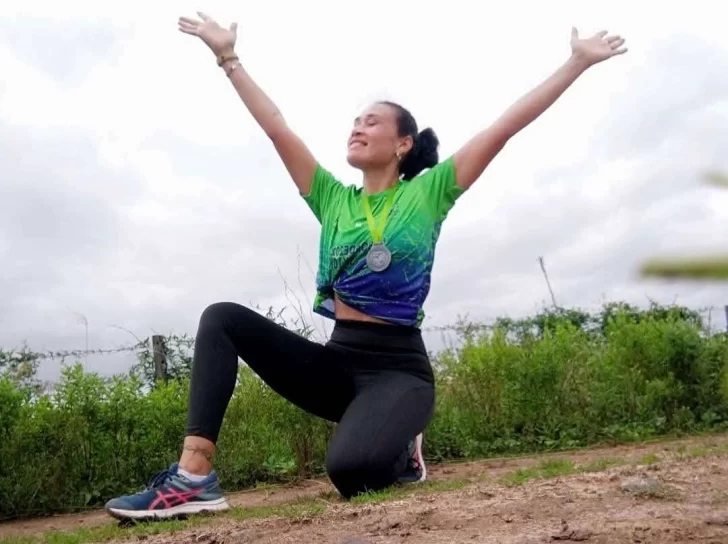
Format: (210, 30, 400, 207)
(397, 433, 427, 484)
(105, 463, 230, 521)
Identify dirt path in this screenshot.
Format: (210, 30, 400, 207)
(4, 433, 728, 543)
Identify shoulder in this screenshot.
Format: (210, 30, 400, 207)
(302, 164, 357, 222)
(407, 156, 456, 184)
(403, 156, 463, 219)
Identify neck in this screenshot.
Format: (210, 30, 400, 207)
(363, 165, 399, 195)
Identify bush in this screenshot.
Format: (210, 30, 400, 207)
(1, 301, 727, 520)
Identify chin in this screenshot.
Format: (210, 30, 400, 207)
(346, 150, 368, 170)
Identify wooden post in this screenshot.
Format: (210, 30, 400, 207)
(724, 305, 728, 332)
(151, 335, 167, 383)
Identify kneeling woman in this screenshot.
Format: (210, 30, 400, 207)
(104, 13, 626, 521)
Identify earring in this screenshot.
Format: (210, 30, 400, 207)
(396, 152, 402, 161)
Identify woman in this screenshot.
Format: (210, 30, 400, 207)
(105, 13, 626, 521)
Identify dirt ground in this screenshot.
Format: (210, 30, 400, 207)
(4, 434, 728, 543)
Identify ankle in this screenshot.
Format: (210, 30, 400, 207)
(178, 464, 211, 478)
(179, 437, 216, 476)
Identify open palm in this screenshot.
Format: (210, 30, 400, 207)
(178, 12, 237, 57)
(570, 27, 627, 66)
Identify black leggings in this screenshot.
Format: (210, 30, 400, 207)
(186, 302, 435, 499)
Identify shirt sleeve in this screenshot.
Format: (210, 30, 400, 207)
(301, 164, 347, 223)
(412, 155, 465, 221)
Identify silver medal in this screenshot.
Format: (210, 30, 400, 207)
(366, 243, 392, 272)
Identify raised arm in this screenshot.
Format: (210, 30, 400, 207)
(178, 12, 317, 194)
(453, 28, 627, 190)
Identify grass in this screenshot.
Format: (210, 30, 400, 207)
(6, 435, 728, 544)
(639, 452, 660, 465)
(581, 457, 622, 472)
(0, 479, 476, 544)
(0, 501, 332, 544)
(0, 480, 473, 544)
(349, 477, 471, 505)
(499, 459, 577, 486)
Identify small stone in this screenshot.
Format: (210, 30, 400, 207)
(619, 475, 661, 495)
(226, 530, 251, 543)
(552, 529, 593, 541)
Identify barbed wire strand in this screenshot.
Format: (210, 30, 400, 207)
(1, 305, 720, 364)
(1, 340, 149, 363)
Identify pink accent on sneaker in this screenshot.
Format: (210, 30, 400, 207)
(149, 487, 204, 510)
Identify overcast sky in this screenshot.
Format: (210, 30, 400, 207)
(1, 1, 726, 382)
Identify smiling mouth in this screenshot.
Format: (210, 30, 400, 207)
(349, 141, 367, 148)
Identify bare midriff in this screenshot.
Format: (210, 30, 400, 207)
(334, 294, 392, 324)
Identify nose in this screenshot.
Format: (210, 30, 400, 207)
(349, 126, 363, 144)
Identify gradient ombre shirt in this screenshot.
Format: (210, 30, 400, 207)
(302, 157, 463, 327)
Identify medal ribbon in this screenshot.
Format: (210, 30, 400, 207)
(362, 188, 396, 244)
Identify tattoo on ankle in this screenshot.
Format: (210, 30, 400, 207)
(183, 445, 214, 462)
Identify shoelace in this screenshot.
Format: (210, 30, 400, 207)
(145, 469, 174, 490)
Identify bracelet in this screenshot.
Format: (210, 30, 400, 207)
(225, 61, 242, 77)
(216, 52, 239, 66)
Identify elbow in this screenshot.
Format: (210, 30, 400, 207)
(490, 120, 518, 144)
(263, 111, 288, 142)
(267, 127, 284, 143)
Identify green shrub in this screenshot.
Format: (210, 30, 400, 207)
(1, 301, 726, 520)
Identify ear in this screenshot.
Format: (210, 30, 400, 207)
(396, 135, 414, 158)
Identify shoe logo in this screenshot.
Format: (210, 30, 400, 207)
(150, 487, 204, 510)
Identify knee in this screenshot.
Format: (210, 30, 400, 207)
(326, 449, 393, 500)
(198, 301, 245, 330)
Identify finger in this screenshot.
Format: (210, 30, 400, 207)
(197, 11, 212, 22)
(594, 29, 608, 39)
(610, 38, 626, 49)
(612, 47, 628, 56)
(179, 16, 200, 25)
(230, 21, 238, 33)
(606, 34, 621, 44)
(571, 26, 578, 40)
(178, 26, 198, 36)
(178, 21, 198, 32)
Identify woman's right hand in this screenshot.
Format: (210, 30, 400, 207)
(178, 12, 237, 58)
(178, 11, 318, 196)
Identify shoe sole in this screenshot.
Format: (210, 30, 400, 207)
(106, 498, 230, 521)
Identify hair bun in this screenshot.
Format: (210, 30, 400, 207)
(417, 128, 439, 161)
(400, 128, 440, 180)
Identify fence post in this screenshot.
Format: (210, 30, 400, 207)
(151, 335, 167, 383)
(724, 305, 728, 332)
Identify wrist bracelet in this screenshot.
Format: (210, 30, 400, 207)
(217, 52, 238, 66)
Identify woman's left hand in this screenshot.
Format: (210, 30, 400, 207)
(570, 27, 627, 67)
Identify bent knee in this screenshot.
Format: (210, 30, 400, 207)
(326, 453, 394, 499)
(199, 301, 252, 328)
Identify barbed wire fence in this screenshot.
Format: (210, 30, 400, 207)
(1, 304, 726, 390)
(0, 335, 175, 393)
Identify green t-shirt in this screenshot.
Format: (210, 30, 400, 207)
(302, 156, 464, 327)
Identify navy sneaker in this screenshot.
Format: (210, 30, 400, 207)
(397, 433, 427, 484)
(105, 463, 230, 521)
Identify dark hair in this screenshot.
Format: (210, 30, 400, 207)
(379, 101, 439, 181)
